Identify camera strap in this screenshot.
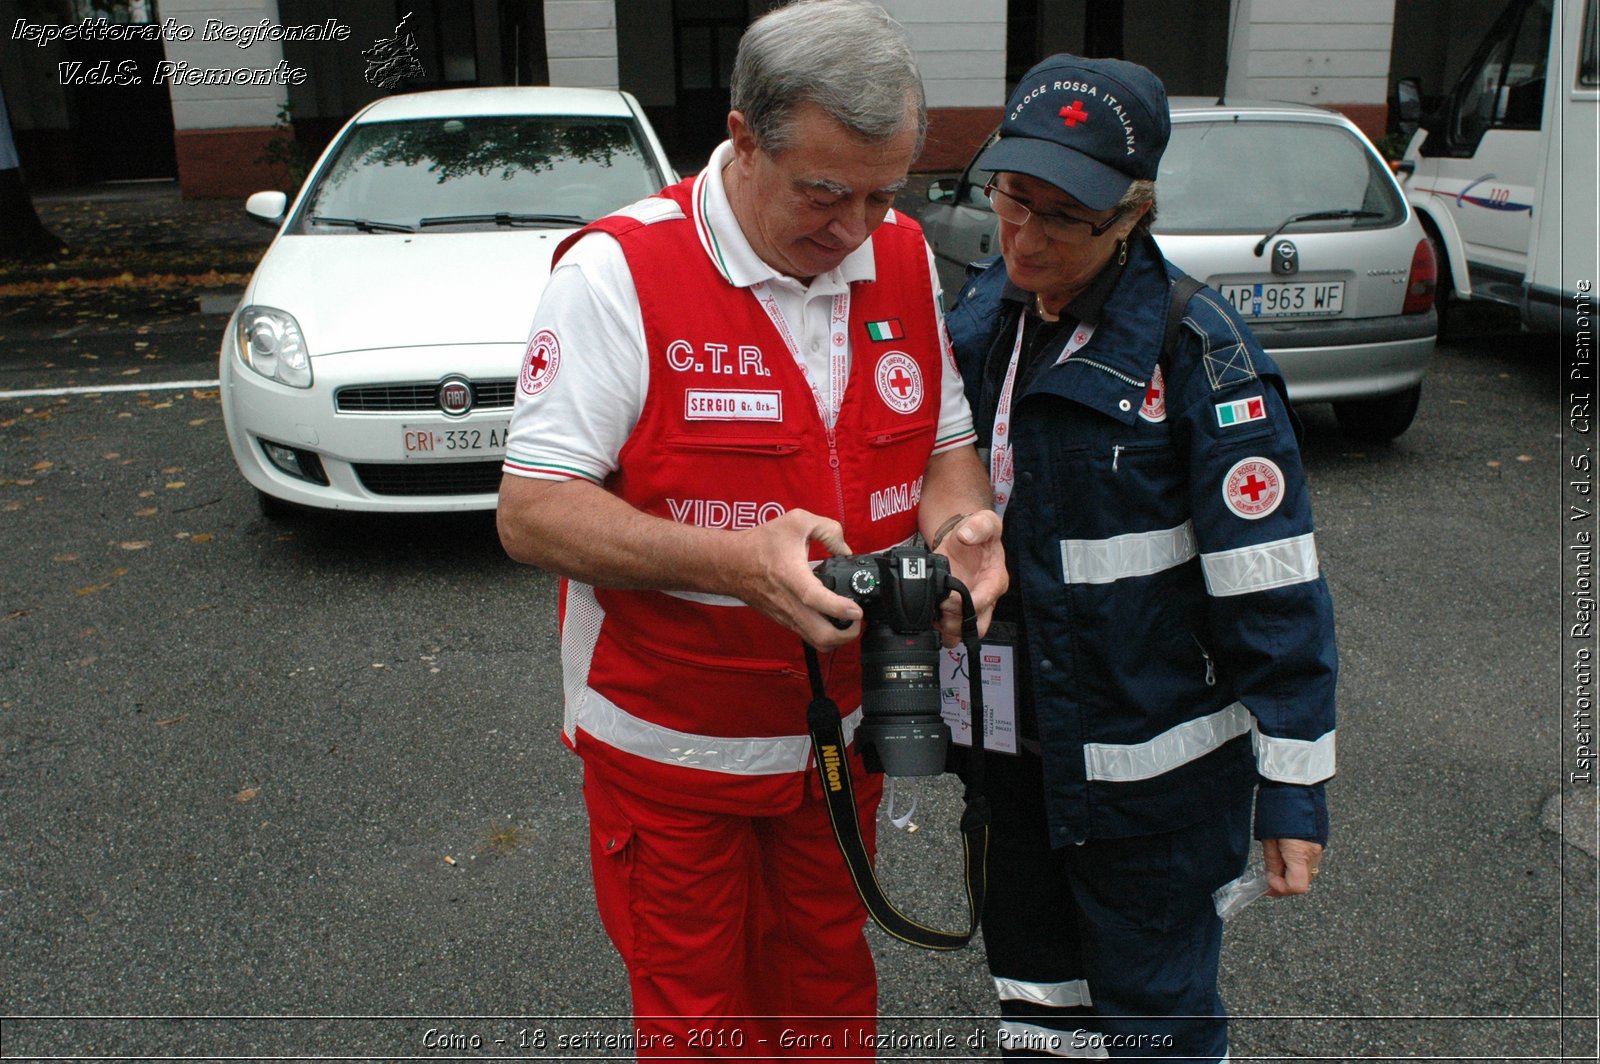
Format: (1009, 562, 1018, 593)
(803, 623, 990, 952)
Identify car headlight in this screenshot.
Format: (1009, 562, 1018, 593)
(236, 306, 312, 388)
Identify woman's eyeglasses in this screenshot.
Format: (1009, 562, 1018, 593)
(984, 181, 1123, 240)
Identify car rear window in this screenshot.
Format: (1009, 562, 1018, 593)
(1154, 119, 1405, 235)
(295, 115, 667, 232)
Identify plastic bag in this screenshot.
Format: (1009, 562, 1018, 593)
(1212, 859, 1269, 920)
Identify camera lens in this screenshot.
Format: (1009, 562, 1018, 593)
(855, 624, 951, 777)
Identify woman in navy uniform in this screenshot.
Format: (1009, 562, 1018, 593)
(945, 54, 1338, 1061)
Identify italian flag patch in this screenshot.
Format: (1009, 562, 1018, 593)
(1215, 396, 1267, 428)
(866, 319, 904, 341)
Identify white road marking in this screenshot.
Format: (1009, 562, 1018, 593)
(0, 379, 221, 400)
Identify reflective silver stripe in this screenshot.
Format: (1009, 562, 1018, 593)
(1254, 724, 1337, 784)
(997, 1022, 1108, 1059)
(1201, 533, 1319, 597)
(575, 686, 863, 775)
(1083, 702, 1252, 782)
(994, 976, 1092, 1009)
(1061, 521, 1196, 585)
(1083, 701, 1336, 786)
(661, 589, 747, 606)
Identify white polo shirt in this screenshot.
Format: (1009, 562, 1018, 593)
(503, 140, 975, 484)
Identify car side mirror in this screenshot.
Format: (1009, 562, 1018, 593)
(245, 190, 288, 229)
(1394, 77, 1422, 138)
(926, 178, 955, 204)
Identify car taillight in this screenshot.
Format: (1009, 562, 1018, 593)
(1403, 237, 1437, 315)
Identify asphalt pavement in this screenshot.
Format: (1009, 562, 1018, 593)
(1, 182, 1596, 1063)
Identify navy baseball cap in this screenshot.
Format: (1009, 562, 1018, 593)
(978, 54, 1171, 212)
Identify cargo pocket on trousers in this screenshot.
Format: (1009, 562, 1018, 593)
(582, 772, 637, 959)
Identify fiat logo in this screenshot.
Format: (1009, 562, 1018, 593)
(1272, 240, 1299, 276)
(438, 376, 474, 417)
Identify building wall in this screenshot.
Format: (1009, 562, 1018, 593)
(544, 0, 618, 88)
(158, 0, 294, 197)
(2, 0, 1506, 195)
(1225, 0, 1398, 138)
(884, 0, 1007, 170)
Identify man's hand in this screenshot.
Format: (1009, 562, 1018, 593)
(499, 478, 859, 648)
(728, 508, 863, 650)
(932, 510, 1007, 646)
(1263, 837, 1324, 897)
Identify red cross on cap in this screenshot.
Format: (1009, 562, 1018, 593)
(1060, 100, 1090, 128)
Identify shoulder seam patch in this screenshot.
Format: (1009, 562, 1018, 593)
(615, 198, 686, 226)
(1189, 291, 1258, 391)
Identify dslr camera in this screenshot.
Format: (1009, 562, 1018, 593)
(815, 544, 954, 777)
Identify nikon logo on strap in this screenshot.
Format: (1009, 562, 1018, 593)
(820, 744, 845, 793)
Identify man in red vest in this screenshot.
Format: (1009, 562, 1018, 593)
(497, 1, 1005, 1055)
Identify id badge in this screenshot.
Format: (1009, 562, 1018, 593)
(938, 621, 1019, 755)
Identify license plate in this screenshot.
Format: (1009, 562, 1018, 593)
(1220, 281, 1345, 318)
(401, 422, 509, 459)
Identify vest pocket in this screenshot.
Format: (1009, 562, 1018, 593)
(659, 431, 802, 456)
(867, 420, 935, 447)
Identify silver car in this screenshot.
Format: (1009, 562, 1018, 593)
(920, 99, 1438, 441)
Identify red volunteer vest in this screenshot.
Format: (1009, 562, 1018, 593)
(556, 177, 944, 812)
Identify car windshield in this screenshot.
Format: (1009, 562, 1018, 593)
(295, 114, 666, 233)
(1154, 119, 1404, 235)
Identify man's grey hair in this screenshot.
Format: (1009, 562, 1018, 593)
(730, 0, 927, 157)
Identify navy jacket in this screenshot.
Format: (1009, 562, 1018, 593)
(946, 234, 1338, 847)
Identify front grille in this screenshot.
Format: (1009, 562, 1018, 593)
(335, 379, 517, 413)
(353, 461, 503, 496)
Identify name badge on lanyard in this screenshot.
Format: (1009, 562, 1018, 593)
(989, 315, 1096, 517)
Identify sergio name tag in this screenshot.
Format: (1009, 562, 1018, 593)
(684, 389, 783, 421)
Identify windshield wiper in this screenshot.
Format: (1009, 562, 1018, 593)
(310, 215, 416, 234)
(417, 212, 586, 228)
(1253, 209, 1385, 256)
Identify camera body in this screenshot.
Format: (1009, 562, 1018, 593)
(816, 545, 953, 777)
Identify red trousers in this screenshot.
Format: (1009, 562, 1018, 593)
(582, 761, 882, 1059)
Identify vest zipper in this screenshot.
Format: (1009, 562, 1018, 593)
(826, 426, 846, 521)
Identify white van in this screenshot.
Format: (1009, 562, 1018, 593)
(1397, 0, 1598, 332)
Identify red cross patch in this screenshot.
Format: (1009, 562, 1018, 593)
(1060, 100, 1090, 128)
(1139, 365, 1166, 423)
(874, 351, 924, 414)
(1222, 457, 1285, 520)
(520, 329, 561, 396)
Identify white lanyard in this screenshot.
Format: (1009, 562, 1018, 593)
(752, 282, 851, 428)
(989, 314, 1096, 517)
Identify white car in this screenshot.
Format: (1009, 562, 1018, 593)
(921, 99, 1438, 441)
(220, 87, 675, 514)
